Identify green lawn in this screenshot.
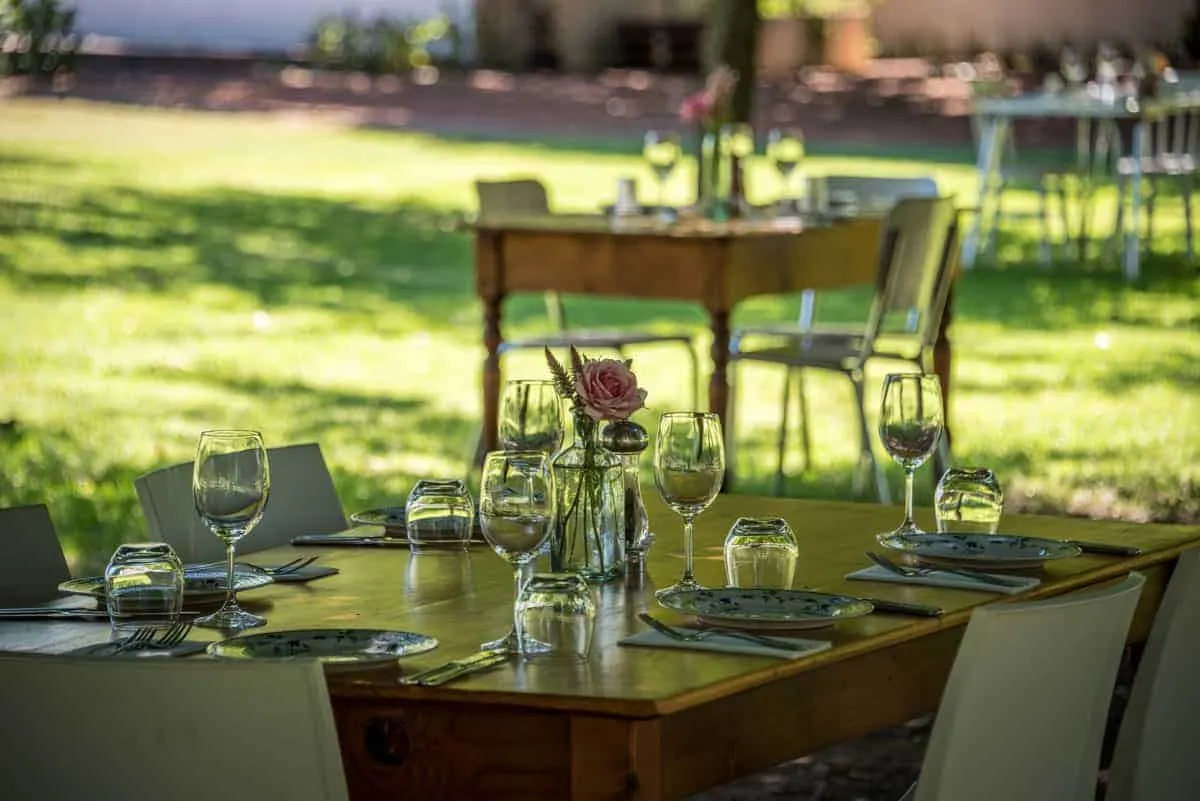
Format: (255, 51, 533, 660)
(1, 99, 1197, 575)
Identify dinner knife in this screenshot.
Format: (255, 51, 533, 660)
(399, 649, 511, 687)
(856, 598, 944, 618)
(0, 608, 111, 621)
(1067, 540, 1142, 557)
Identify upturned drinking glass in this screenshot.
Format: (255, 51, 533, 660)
(723, 517, 798, 589)
(935, 468, 1004, 534)
(653, 412, 725, 597)
(192, 429, 270, 631)
(405, 479, 474, 552)
(499, 379, 564, 455)
(878, 374, 944, 537)
(105, 543, 184, 633)
(478, 450, 555, 654)
(516, 573, 596, 661)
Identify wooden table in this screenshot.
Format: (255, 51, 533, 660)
(475, 215, 960, 456)
(4, 496, 1196, 800)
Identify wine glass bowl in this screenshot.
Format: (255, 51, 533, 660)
(653, 412, 725, 597)
(766, 127, 806, 204)
(478, 450, 556, 654)
(643, 130, 682, 216)
(192, 429, 270, 631)
(499, 379, 564, 455)
(878, 374, 944, 537)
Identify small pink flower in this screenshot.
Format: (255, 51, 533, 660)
(575, 358, 647, 422)
(679, 91, 715, 123)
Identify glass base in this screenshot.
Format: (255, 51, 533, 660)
(195, 604, 265, 632)
(654, 576, 703, 599)
(886, 519, 928, 538)
(481, 628, 551, 656)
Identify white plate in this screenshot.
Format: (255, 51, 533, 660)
(658, 588, 874, 632)
(877, 531, 1081, 570)
(208, 628, 438, 664)
(59, 564, 273, 604)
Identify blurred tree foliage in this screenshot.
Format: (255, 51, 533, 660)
(0, 0, 76, 78)
(307, 13, 455, 73)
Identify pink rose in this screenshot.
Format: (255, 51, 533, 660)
(679, 91, 714, 123)
(575, 358, 647, 421)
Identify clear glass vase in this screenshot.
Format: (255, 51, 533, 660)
(551, 410, 625, 583)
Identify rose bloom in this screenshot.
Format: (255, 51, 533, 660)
(679, 91, 714, 123)
(575, 358, 647, 421)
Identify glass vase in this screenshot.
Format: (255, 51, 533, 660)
(551, 410, 625, 583)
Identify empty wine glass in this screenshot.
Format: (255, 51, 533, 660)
(1060, 46, 1087, 90)
(653, 412, 725, 597)
(878, 374, 944, 537)
(478, 450, 555, 654)
(643, 130, 681, 216)
(192, 429, 270, 631)
(499, 379, 564, 455)
(767, 127, 806, 204)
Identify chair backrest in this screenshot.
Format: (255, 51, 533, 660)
(914, 572, 1145, 801)
(861, 195, 958, 350)
(824, 174, 939, 212)
(0, 655, 349, 801)
(0, 504, 71, 605)
(474, 178, 550, 220)
(135, 442, 347, 563)
(473, 178, 567, 330)
(1106, 548, 1200, 801)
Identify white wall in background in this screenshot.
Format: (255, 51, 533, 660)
(74, 0, 471, 54)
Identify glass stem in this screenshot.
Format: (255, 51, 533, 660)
(682, 516, 696, 584)
(512, 561, 533, 649)
(223, 541, 237, 610)
(903, 468, 916, 529)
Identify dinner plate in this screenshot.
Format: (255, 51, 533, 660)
(657, 588, 874, 632)
(59, 564, 274, 604)
(349, 507, 486, 544)
(876, 531, 1082, 570)
(208, 629, 438, 664)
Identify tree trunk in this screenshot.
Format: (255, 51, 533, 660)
(706, 0, 760, 124)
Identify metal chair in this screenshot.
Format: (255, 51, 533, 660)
(475, 178, 698, 407)
(135, 442, 347, 563)
(0, 655, 349, 801)
(901, 572, 1145, 801)
(0, 503, 70, 605)
(1105, 548, 1200, 801)
(729, 195, 959, 502)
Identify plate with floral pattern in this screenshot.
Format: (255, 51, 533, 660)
(59, 564, 273, 604)
(658, 588, 874, 631)
(877, 532, 1080, 570)
(208, 628, 438, 664)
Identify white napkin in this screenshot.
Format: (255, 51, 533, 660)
(67, 640, 210, 659)
(619, 629, 831, 660)
(846, 564, 1040, 595)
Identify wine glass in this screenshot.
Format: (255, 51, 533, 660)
(653, 412, 725, 597)
(1060, 46, 1087, 90)
(878, 374, 944, 537)
(643, 130, 681, 216)
(478, 450, 555, 654)
(192, 429, 270, 631)
(499, 379, 564, 455)
(767, 127, 806, 203)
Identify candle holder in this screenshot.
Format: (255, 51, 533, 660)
(601, 420, 654, 575)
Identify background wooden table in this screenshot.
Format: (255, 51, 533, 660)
(3, 496, 1195, 800)
(474, 215, 930, 457)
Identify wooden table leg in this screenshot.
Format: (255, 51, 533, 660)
(482, 293, 504, 457)
(708, 308, 732, 488)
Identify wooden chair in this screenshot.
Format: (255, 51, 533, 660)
(729, 195, 959, 501)
(135, 442, 346, 563)
(0, 503, 70, 605)
(903, 572, 1145, 801)
(475, 178, 699, 407)
(1105, 548, 1200, 801)
(0, 655, 349, 801)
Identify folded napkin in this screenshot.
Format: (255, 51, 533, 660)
(68, 640, 210, 659)
(846, 564, 1040, 595)
(618, 629, 831, 660)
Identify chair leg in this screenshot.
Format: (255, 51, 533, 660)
(682, 341, 700, 411)
(774, 367, 794, 497)
(1109, 175, 1127, 265)
(725, 359, 739, 492)
(1056, 178, 1071, 262)
(1037, 183, 1052, 265)
(1144, 178, 1156, 256)
(986, 181, 1004, 261)
(1184, 175, 1195, 262)
(795, 369, 812, 473)
(851, 373, 890, 504)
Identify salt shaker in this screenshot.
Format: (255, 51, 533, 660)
(600, 420, 653, 575)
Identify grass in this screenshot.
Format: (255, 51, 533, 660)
(0, 99, 1197, 575)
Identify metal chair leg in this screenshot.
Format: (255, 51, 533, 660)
(1056, 178, 1071, 262)
(725, 358, 739, 492)
(774, 367, 794, 496)
(1144, 177, 1156, 256)
(795, 368, 812, 473)
(1184, 175, 1195, 262)
(1038, 183, 1052, 265)
(682, 341, 700, 411)
(851, 373, 890, 504)
(1109, 175, 1127, 265)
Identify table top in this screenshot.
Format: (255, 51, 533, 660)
(3, 496, 1196, 720)
(974, 88, 1200, 120)
(473, 212, 846, 239)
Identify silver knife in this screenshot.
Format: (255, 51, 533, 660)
(0, 608, 110, 621)
(1068, 540, 1142, 557)
(856, 598, 944, 617)
(399, 649, 511, 687)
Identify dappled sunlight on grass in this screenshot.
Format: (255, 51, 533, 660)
(0, 99, 1197, 570)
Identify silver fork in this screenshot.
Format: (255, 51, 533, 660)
(111, 627, 158, 653)
(122, 622, 193, 653)
(866, 551, 1025, 588)
(637, 613, 812, 652)
(244, 555, 320, 576)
